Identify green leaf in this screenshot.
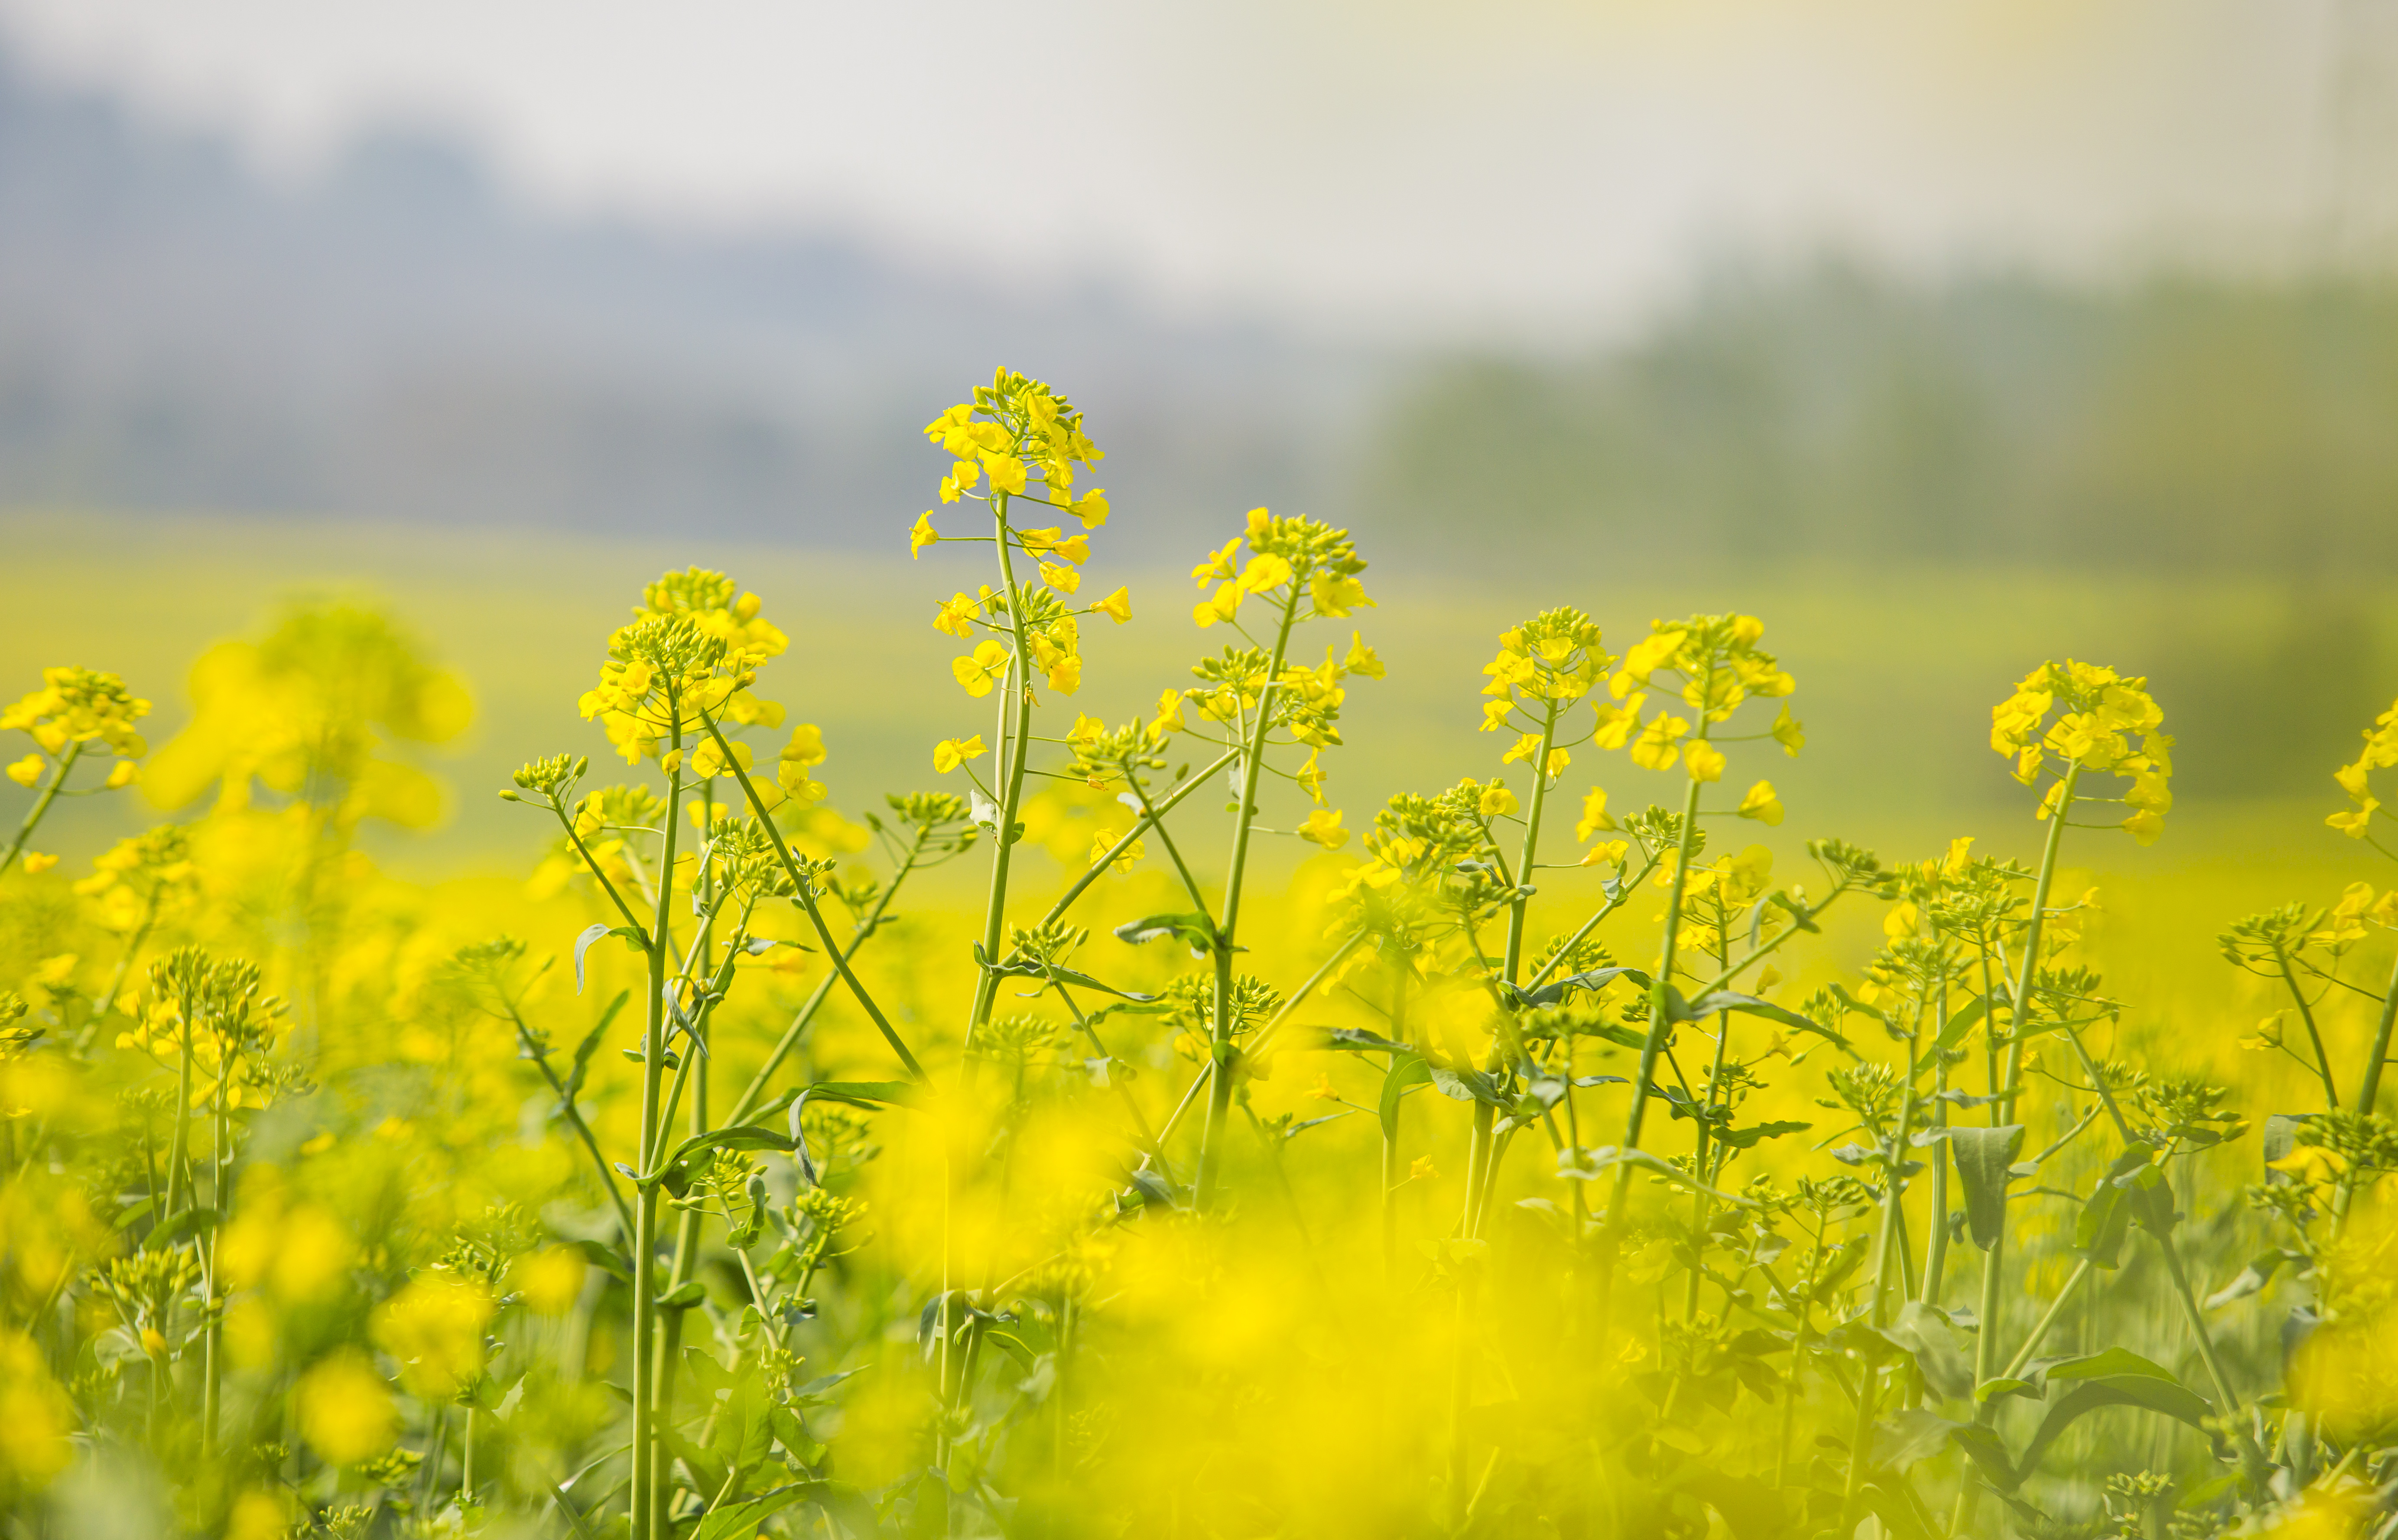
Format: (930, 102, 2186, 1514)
(1881, 1301, 1975, 1402)
(573, 923, 644, 994)
(2261, 1112, 2310, 1183)
(1318, 1027, 1412, 1054)
(1427, 1065, 1504, 1106)
(691, 1482, 851, 1540)
(2074, 1178, 2132, 1269)
(1830, 982, 1889, 1025)
(2205, 1251, 2291, 1309)
(990, 959, 1159, 1002)
(2012, 1371, 2211, 1488)
(1872, 1407, 1963, 1470)
(804, 1080, 919, 1111)
(1682, 991, 1853, 1053)
(640, 1123, 801, 1196)
(572, 1238, 631, 1283)
(1507, 965, 1651, 1010)
(142, 1206, 220, 1251)
(2040, 1346, 2183, 1386)
(1112, 912, 1217, 950)
(1672, 1470, 1790, 1540)
(658, 1280, 707, 1309)
(1714, 1119, 1812, 1150)
(1859, 1480, 1938, 1540)
(1379, 1054, 1430, 1140)
(1945, 1421, 2018, 1488)
(562, 989, 628, 1104)
(1947, 1124, 2025, 1251)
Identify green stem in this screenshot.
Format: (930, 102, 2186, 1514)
(1156, 932, 1366, 1150)
(1382, 961, 1410, 1284)
(2358, 950, 2398, 1115)
(703, 716, 923, 1081)
(2153, 1227, 2272, 1485)
(630, 716, 683, 1540)
(1037, 751, 1240, 930)
(1774, 1208, 1831, 1490)
(1842, 1034, 1918, 1529)
(1462, 705, 1560, 1245)
(1598, 771, 1707, 1326)
(2002, 1257, 2091, 1381)
(164, 1011, 194, 1222)
(965, 492, 1041, 1059)
(2272, 945, 2342, 1111)
(1196, 582, 1303, 1208)
(504, 1000, 636, 1242)
(723, 835, 923, 1126)
(1955, 765, 2080, 1534)
(1131, 775, 1211, 918)
(1921, 985, 1953, 1306)
(1978, 766, 2082, 1384)
(0, 741, 81, 879)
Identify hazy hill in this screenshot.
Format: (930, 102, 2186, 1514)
(0, 40, 1368, 552)
(3, 36, 2394, 595)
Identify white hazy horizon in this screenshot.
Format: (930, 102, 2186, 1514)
(3, 0, 2394, 341)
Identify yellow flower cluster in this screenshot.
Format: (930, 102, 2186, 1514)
(912, 369, 1108, 559)
(1989, 660, 2173, 843)
(116, 948, 288, 1110)
(73, 825, 201, 934)
(1585, 613, 1798, 789)
(1190, 507, 1374, 631)
(4, 666, 149, 791)
(2330, 694, 2397, 841)
(1479, 607, 1614, 786)
(373, 1272, 495, 1400)
(2308, 881, 2398, 949)
(578, 571, 785, 765)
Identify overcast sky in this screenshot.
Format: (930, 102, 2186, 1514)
(0, 0, 2382, 338)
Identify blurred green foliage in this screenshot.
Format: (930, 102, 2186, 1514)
(1359, 266, 2398, 579)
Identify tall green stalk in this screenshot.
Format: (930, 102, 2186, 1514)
(0, 740, 81, 878)
(2353, 951, 2398, 1114)
(1447, 703, 1558, 1523)
(1919, 983, 1953, 1306)
(964, 488, 1040, 1060)
(1956, 765, 2077, 1531)
(1195, 583, 1303, 1208)
(630, 712, 682, 1540)
(1841, 1030, 1918, 1529)
(1596, 770, 1707, 1333)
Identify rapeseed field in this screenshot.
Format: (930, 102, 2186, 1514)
(3, 371, 2396, 1540)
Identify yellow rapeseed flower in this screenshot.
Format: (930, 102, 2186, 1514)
(510, 1247, 589, 1317)
(295, 1351, 397, 1466)
(1737, 780, 1783, 825)
(1298, 808, 1349, 849)
(1630, 713, 1688, 771)
(1193, 583, 1243, 629)
(954, 641, 1011, 698)
(934, 736, 987, 774)
(1095, 587, 1133, 624)
(934, 592, 978, 637)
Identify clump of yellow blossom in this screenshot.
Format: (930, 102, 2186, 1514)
(1989, 660, 2173, 844)
(294, 1350, 398, 1466)
(2329, 693, 2397, 843)
(579, 570, 785, 765)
